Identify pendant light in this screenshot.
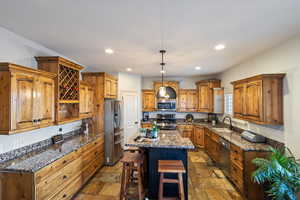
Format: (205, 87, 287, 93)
(158, 50, 167, 98)
(157, 0, 168, 99)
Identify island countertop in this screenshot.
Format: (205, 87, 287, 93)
(126, 130, 195, 149)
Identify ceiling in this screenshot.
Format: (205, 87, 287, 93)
(1, 0, 300, 77)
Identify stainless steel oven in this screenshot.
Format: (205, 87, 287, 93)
(157, 100, 176, 111)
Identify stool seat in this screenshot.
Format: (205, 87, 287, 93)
(120, 152, 142, 163)
(158, 160, 186, 173)
(158, 160, 186, 200)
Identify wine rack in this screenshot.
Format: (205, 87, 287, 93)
(35, 56, 84, 124)
(59, 64, 79, 101)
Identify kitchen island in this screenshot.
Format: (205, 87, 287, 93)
(126, 130, 194, 199)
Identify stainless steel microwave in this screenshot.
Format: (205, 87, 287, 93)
(157, 100, 176, 111)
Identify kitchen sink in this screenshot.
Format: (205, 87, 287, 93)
(211, 128, 233, 133)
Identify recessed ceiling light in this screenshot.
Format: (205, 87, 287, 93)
(160, 70, 166, 74)
(126, 68, 132, 72)
(105, 48, 114, 54)
(214, 44, 226, 51)
(195, 66, 202, 70)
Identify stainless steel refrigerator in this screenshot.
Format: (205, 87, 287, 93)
(104, 100, 124, 166)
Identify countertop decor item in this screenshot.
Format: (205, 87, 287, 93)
(252, 147, 300, 200)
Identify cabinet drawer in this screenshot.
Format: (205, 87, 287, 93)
(50, 175, 82, 200)
(82, 145, 104, 166)
(230, 144, 243, 168)
(231, 163, 244, 192)
(36, 156, 82, 200)
(35, 150, 80, 184)
(81, 137, 103, 153)
(82, 154, 103, 183)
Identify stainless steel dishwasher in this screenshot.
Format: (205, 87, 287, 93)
(219, 138, 231, 177)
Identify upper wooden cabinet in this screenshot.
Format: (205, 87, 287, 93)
(178, 89, 197, 112)
(196, 80, 221, 113)
(231, 74, 285, 125)
(81, 72, 118, 134)
(103, 73, 118, 99)
(80, 81, 94, 119)
(35, 56, 84, 124)
(142, 89, 155, 112)
(0, 63, 56, 134)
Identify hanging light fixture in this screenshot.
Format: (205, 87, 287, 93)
(158, 50, 167, 98)
(157, 0, 168, 99)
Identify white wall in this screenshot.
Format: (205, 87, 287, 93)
(142, 75, 216, 89)
(219, 35, 300, 158)
(117, 72, 142, 120)
(0, 27, 82, 154)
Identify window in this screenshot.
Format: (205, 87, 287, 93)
(224, 93, 233, 115)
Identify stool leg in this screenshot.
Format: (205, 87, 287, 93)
(178, 173, 185, 200)
(120, 163, 126, 200)
(158, 172, 164, 200)
(137, 163, 144, 200)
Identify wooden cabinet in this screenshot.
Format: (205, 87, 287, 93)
(0, 136, 104, 200)
(81, 72, 118, 134)
(231, 74, 285, 125)
(196, 80, 221, 113)
(36, 57, 84, 124)
(178, 89, 197, 112)
(141, 122, 152, 128)
(204, 128, 220, 163)
(104, 74, 118, 99)
(79, 81, 94, 119)
(177, 124, 194, 143)
(0, 63, 56, 134)
(142, 90, 155, 111)
(193, 125, 204, 147)
(229, 143, 268, 200)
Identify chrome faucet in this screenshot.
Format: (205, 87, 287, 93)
(222, 116, 233, 130)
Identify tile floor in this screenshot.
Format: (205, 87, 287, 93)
(73, 149, 243, 200)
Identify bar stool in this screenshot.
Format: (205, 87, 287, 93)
(124, 147, 146, 182)
(120, 152, 144, 200)
(158, 160, 186, 200)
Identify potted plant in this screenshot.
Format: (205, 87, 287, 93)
(252, 147, 300, 200)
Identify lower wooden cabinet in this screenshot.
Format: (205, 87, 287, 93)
(0, 136, 104, 200)
(204, 129, 220, 163)
(193, 125, 205, 147)
(177, 124, 194, 143)
(229, 143, 267, 200)
(141, 122, 152, 128)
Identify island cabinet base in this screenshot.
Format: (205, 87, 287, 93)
(147, 148, 188, 200)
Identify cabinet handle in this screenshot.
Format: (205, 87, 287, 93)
(63, 194, 67, 198)
(63, 160, 67, 164)
(63, 175, 67, 179)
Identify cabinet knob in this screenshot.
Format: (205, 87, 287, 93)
(63, 175, 67, 179)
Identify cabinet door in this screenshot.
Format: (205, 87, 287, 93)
(37, 76, 55, 126)
(198, 83, 211, 112)
(187, 90, 197, 111)
(104, 78, 111, 98)
(11, 73, 36, 130)
(110, 79, 118, 98)
(142, 90, 155, 111)
(178, 90, 187, 111)
(80, 85, 87, 114)
(245, 80, 263, 121)
(194, 126, 204, 147)
(233, 83, 245, 119)
(86, 87, 94, 114)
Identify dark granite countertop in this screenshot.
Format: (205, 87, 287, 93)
(0, 133, 102, 173)
(126, 130, 195, 150)
(179, 122, 271, 151)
